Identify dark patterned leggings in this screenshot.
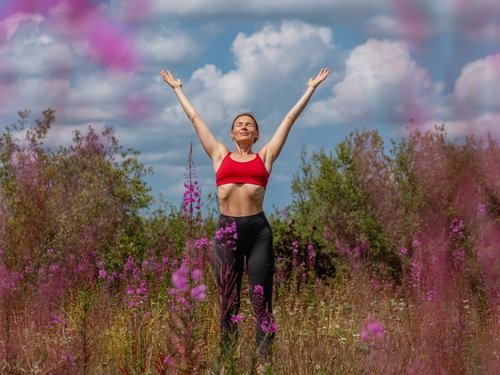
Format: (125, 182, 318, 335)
(214, 212, 275, 358)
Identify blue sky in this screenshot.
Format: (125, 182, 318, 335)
(1, 0, 499, 212)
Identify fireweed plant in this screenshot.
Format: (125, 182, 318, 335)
(156, 143, 210, 375)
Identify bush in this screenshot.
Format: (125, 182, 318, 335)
(0, 109, 153, 273)
(289, 126, 500, 283)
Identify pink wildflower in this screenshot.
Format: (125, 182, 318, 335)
(260, 317, 277, 334)
(360, 315, 385, 343)
(190, 284, 207, 301)
(163, 355, 174, 366)
(193, 237, 210, 250)
(477, 203, 486, 218)
(253, 284, 264, 296)
(307, 243, 316, 266)
(426, 289, 437, 302)
(230, 314, 244, 324)
(191, 268, 202, 282)
(172, 268, 188, 291)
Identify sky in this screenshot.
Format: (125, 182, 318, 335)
(1, 0, 499, 213)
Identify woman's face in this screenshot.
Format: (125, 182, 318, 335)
(231, 115, 259, 144)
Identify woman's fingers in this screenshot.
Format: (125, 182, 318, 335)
(161, 70, 176, 85)
(318, 67, 329, 79)
(308, 67, 329, 87)
(161, 70, 182, 88)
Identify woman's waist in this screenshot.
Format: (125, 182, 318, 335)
(218, 200, 264, 217)
(217, 211, 271, 237)
(217, 184, 265, 216)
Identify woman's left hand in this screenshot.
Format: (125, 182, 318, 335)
(308, 67, 330, 88)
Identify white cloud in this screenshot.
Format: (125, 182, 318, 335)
(0, 77, 72, 119)
(44, 122, 110, 148)
(361, 2, 499, 44)
(232, 21, 332, 73)
(0, 13, 45, 45)
(365, 14, 399, 37)
(434, 0, 500, 40)
(0, 29, 76, 76)
(365, 14, 433, 41)
(404, 112, 500, 139)
(135, 30, 201, 68)
(138, 150, 181, 163)
(307, 39, 442, 126)
(453, 53, 500, 115)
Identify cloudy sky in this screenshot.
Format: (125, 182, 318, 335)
(1, 0, 499, 212)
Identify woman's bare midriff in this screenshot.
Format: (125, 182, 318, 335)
(217, 183, 266, 217)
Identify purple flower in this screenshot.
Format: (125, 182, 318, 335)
(368, 322, 384, 339)
(477, 203, 486, 218)
(163, 356, 175, 366)
(190, 284, 207, 301)
(449, 218, 465, 238)
(215, 220, 238, 249)
(182, 182, 201, 219)
(136, 280, 148, 295)
(107, 271, 119, 284)
(60, 354, 76, 365)
(452, 248, 465, 271)
(426, 289, 437, 302)
(125, 279, 149, 309)
(410, 257, 421, 287)
(193, 237, 210, 250)
(253, 284, 264, 296)
(230, 314, 244, 324)
(98, 268, 107, 279)
(0, 267, 20, 295)
(172, 268, 188, 291)
(360, 316, 385, 343)
(399, 247, 408, 256)
(307, 243, 316, 266)
(48, 313, 65, 329)
(191, 268, 202, 282)
(260, 317, 277, 334)
(412, 239, 421, 248)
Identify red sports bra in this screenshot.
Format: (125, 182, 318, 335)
(216, 152, 269, 188)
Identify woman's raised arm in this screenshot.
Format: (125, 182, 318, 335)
(260, 68, 329, 166)
(161, 70, 226, 160)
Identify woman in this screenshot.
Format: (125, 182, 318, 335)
(161, 68, 329, 364)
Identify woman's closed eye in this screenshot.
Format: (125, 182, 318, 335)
(235, 123, 256, 128)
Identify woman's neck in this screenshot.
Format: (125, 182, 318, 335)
(234, 143, 253, 155)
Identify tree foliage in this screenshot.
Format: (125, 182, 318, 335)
(287, 126, 500, 281)
(0, 109, 153, 270)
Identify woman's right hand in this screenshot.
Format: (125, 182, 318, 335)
(307, 67, 329, 89)
(161, 70, 182, 89)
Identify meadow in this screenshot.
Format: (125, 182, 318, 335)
(1, 110, 499, 374)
